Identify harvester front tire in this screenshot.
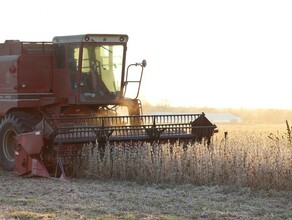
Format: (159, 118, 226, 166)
(0, 113, 37, 171)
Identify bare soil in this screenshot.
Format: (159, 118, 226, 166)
(0, 170, 291, 219)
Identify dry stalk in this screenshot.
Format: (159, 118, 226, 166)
(75, 123, 292, 190)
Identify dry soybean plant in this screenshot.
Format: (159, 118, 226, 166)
(78, 123, 292, 190)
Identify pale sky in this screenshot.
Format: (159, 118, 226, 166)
(1, 0, 292, 109)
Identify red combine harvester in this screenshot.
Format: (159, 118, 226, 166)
(0, 34, 217, 178)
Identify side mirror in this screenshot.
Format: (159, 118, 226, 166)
(142, 59, 147, 67)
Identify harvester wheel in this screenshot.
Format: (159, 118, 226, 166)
(0, 112, 37, 171)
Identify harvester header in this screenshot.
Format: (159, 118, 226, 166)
(0, 34, 217, 178)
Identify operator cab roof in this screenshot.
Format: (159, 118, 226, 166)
(53, 34, 128, 43)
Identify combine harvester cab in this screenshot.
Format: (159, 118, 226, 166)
(0, 34, 217, 178)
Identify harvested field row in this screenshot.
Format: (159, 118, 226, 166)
(0, 170, 292, 219)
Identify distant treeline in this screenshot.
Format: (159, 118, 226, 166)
(142, 102, 292, 124)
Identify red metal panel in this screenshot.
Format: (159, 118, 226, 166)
(16, 131, 44, 155)
(18, 55, 53, 93)
(15, 131, 50, 178)
(0, 101, 17, 116)
(0, 55, 19, 94)
(14, 147, 32, 176)
(52, 69, 73, 104)
(31, 157, 50, 178)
